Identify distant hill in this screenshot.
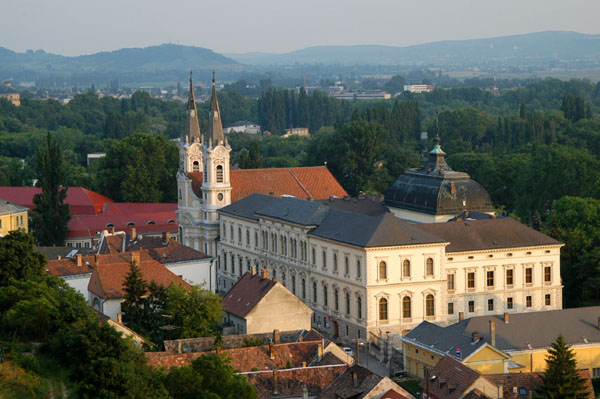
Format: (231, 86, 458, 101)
(226, 31, 600, 66)
(0, 44, 241, 84)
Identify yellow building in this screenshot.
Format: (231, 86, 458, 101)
(402, 306, 600, 379)
(0, 199, 28, 236)
(0, 83, 20, 107)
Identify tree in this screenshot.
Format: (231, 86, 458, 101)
(164, 353, 257, 399)
(0, 230, 45, 285)
(535, 335, 587, 399)
(31, 133, 71, 246)
(121, 261, 148, 330)
(165, 284, 223, 338)
(247, 141, 263, 169)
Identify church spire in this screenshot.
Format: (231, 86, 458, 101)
(205, 71, 225, 147)
(185, 71, 202, 143)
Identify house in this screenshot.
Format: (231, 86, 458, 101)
(95, 310, 151, 348)
(0, 198, 28, 236)
(46, 253, 95, 297)
(87, 251, 190, 320)
(282, 127, 310, 138)
(485, 370, 594, 399)
(176, 72, 347, 257)
(0, 186, 113, 215)
(316, 365, 414, 399)
(224, 120, 261, 135)
(401, 306, 600, 378)
(222, 269, 313, 335)
(97, 229, 214, 289)
(0, 83, 20, 106)
(420, 355, 498, 399)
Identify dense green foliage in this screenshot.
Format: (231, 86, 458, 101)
(0, 230, 46, 285)
(31, 133, 70, 246)
(535, 335, 588, 399)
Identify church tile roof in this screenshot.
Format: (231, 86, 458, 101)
(188, 166, 347, 203)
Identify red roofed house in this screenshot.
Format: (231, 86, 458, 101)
(176, 73, 347, 257)
(87, 251, 190, 320)
(222, 269, 312, 335)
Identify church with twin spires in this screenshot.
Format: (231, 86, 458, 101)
(176, 73, 348, 256)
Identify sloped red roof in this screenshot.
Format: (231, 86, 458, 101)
(0, 187, 113, 215)
(103, 202, 177, 216)
(87, 253, 190, 299)
(67, 214, 177, 238)
(421, 355, 482, 399)
(379, 389, 412, 399)
(222, 272, 277, 318)
(188, 166, 347, 202)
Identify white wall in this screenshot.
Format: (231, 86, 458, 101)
(61, 274, 91, 298)
(166, 259, 215, 291)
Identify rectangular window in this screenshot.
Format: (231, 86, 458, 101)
(467, 272, 475, 289)
(447, 274, 455, 291)
(468, 300, 474, 313)
(486, 271, 494, 287)
(333, 253, 338, 272)
(344, 256, 349, 275)
(526, 295, 532, 307)
(545, 294, 551, 306)
(506, 269, 514, 286)
(507, 297, 513, 309)
(488, 299, 494, 311)
(322, 250, 327, 270)
(356, 259, 361, 278)
(447, 302, 454, 315)
(544, 266, 552, 282)
(525, 267, 533, 284)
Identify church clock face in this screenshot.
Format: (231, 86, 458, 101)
(217, 193, 224, 201)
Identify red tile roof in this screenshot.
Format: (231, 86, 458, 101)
(46, 255, 94, 277)
(87, 253, 190, 299)
(421, 355, 483, 399)
(243, 364, 348, 399)
(222, 271, 278, 318)
(485, 370, 594, 399)
(146, 340, 335, 372)
(188, 166, 347, 202)
(379, 389, 412, 399)
(0, 186, 113, 215)
(67, 215, 177, 238)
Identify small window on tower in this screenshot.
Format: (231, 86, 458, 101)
(216, 165, 224, 183)
(193, 161, 200, 172)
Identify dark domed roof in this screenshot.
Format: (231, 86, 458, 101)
(384, 138, 493, 215)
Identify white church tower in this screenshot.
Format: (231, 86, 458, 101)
(199, 72, 232, 255)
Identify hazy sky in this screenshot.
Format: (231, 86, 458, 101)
(3, 0, 599, 56)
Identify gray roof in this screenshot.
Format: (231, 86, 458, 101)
(0, 198, 27, 216)
(404, 306, 600, 358)
(309, 210, 446, 248)
(255, 196, 330, 226)
(219, 193, 280, 221)
(317, 195, 387, 216)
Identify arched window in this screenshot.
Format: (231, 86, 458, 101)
(193, 160, 200, 172)
(402, 296, 411, 319)
(333, 253, 338, 271)
(379, 261, 387, 280)
(312, 248, 316, 264)
(246, 229, 250, 245)
(216, 165, 224, 182)
(346, 292, 351, 314)
(291, 275, 296, 295)
(426, 258, 434, 276)
(426, 294, 435, 316)
(403, 260, 411, 277)
(379, 298, 388, 321)
(357, 296, 362, 319)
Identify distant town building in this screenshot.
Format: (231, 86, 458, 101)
(222, 269, 313, 335)
(0, 82, 20, 106)
(403, 84, 435, 93)
(0, 199, 28, 236)
(86, 152, 106, 166)
(331, 90, 391, 100)
(224, 121, 261, 135)
(282, 127, 310, 138)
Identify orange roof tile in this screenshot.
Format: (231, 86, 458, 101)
(222, 272, 277, 318)
(188, 166, 347, 202)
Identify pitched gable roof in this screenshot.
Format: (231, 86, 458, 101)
(87, 254, 190, 299)
(417, 218, 561, 252)
(0, 186, 113, 215)
(422, 355, 484, 399)
(485, 370, 594, 399)
(222, 271, 278, 318)
(188, 165, 347, 202)
(316, 365, 408, 399)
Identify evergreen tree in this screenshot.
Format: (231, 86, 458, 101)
(247, 141, 263, 169)
(31, 133, 71, 246)
(121, 261, 147, 330)
(535, 335, 587, 399)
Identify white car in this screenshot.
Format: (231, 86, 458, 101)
(342, 347, 354, 357)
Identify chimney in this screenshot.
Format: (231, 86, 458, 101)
(302, 385, 309, 399)
(76, 254, 82, 268)
(273, 329, 281, 344)
(489, 320, 496, 347)
(465, 210, 470, 218)
(130, 227, 136, 240)
(301, 361, 306, 368)
(317, 341, 323, 360)
(471, 331, 479, 343)
(450, 182, 456, 195)
(269, 341, 275, 360)
(94, 254, 98, 264)
(131, 251, 140, 265)
(261, 269, 269, 279)
(273, 369, 279, 395)
(352, 366, 358, 388)
(251, 265, 257, 275)
(504, 312, 510, 324)
(117, 312, 123, 323)
(459, 312, 465, 321)
(111, 226, 115, 234)
(272, 276, 277, 283)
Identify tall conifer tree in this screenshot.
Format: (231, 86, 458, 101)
(31, 133, 70, 246)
